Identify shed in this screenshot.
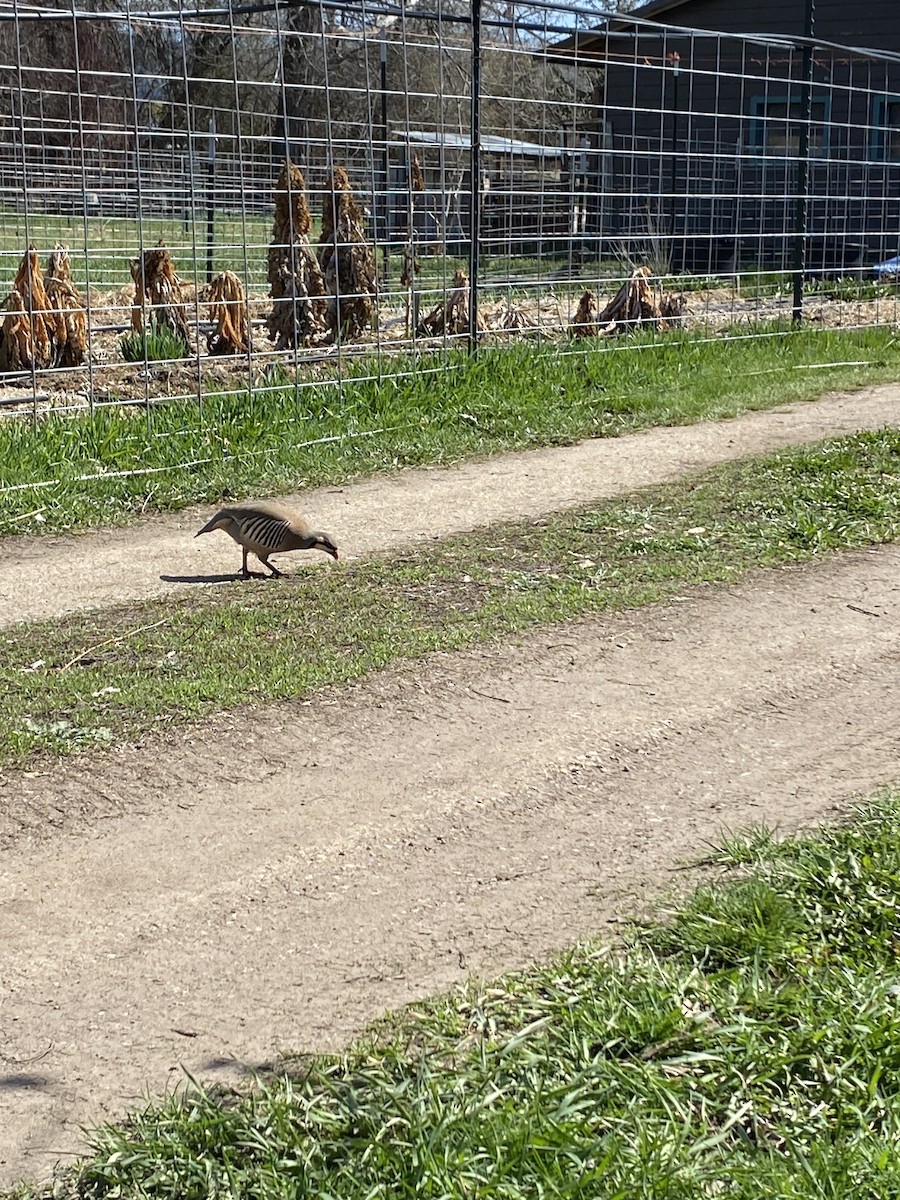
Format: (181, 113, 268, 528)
(388, 128, 578, 256)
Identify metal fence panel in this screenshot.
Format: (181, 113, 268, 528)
(0, 0, 899, 439)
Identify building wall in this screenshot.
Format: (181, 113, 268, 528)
(586, 4, 900, 269)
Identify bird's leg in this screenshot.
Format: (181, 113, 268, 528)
(260, 555, 284, 579)
(241, 547, 255, 581)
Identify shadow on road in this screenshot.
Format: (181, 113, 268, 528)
(0, 1073, 49, 1091)
(159, 572, 245, 585)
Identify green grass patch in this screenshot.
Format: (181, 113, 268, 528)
(2, 427, 899, 769)
(739, 269, 900, 305)
(0, 209, 276, 291)
(2, 325, 900, 536)
(119, 320, 190, 364)
(15, 791, 900, 1198)
(0, 208, 476, 297)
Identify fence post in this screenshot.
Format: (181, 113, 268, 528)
(380, 36, 390, 285)
(468, 0, 482, 355)
(206, 115, 216, 284)
(667, 51, 680, 240)
(791, 0, 815, 326)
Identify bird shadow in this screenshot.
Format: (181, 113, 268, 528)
(0, 1072, 49, 1091)
(160, 572, 253, 585)
(159, 570, 307, 585)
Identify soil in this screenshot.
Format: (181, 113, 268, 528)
(1, 389, 899, 1189)
(2, 383, 899, 629)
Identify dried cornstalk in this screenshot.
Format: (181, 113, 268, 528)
(318, 164, 347, 249)
(411, 152, 425, 195)
(130, 240, 191, 349)
(0, 248, 54, 373)
(318, 165, 377, 340)
(206, 270, 250, 355)
(659, 292, 686, 325)
(500, 305, 527, 332)
(0, 290, 46, 373)
(267, 160, 326, 350)
(416, 269, 483, 338)
(15, 247, 50, 317)
(570, 289, 598, 338)
(45, 245, 87, 367)
(597, 265, 661, 333)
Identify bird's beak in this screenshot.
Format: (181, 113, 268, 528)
(331, 548, 339, 560)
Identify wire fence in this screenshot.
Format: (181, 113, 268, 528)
(1, 0, 900, 424)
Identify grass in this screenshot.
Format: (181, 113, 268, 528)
(0, 207, 577, 298)
(5, 204, 895, 306)
(0, 209, 282, 292)
(3, 324, 900, 536)
(0, 209, 554, 294)
(14, 790, 900, 1199)
(119, 320, 190, 363)
(737, 270, 900, 305)
(805, 275, 900, 304)
(1, 426, 899, 768)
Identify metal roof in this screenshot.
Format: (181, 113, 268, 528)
(393, 129, 563, 159)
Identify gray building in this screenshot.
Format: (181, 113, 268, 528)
(555, 0, 900, 272)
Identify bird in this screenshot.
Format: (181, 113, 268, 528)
(195, 500, 339, 579)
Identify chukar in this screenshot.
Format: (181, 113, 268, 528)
(195, 500, 339, 579)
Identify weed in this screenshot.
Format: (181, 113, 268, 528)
(119, 320, 189, 363)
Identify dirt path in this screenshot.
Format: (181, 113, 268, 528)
(2, 545, 898, 1187)
(2, 384, 898, 629)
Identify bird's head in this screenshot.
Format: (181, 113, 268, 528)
(314, 532, 339, 560)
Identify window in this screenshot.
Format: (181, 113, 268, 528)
(872, 96, 900, 161)
(750, 95, 830, 158)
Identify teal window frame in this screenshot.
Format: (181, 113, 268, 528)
(871, 94, 900, 161)
(749, 93, 831, 158)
